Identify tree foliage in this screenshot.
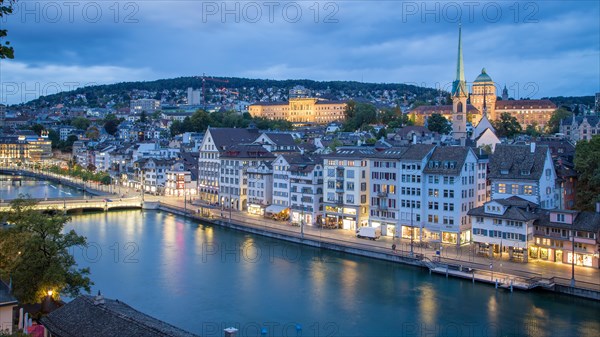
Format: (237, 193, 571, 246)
(169, 109, 292, 136)
(0, 0, 15, 59)
(71, 117, 91, 130)
(103, 114, 121, 135)
(426, 113, 451, 134)
(342, 100, 377, 131)
(574, 135, 600, 211)
(545, 108, 572, 134)
(0, 198, 92, 303)
(492, 112, 522, 138)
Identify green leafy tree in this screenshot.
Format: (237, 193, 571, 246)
(85, 126, 100, 140)
(71, 117, 91, 130)
(492, 112, 522, 138)
(343, 101, 377, 131)
(545, 108, 572, 134)
(426, 113, 451, 134)
(0, 198, 92, 303)
(47, 129, 61, 149)
(0, 0, 15, 59)
(574, 135, 600, 211)
(525, 123, 541, 137)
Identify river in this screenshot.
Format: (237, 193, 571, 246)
(65, 210, 600, 337)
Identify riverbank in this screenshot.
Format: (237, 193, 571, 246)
(157, 202, 600, 301)
(0, 168, 108, 198)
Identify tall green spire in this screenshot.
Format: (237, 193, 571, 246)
(452, 24, 467, 97)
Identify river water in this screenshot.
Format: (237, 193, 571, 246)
(65, 210, 600, 337)
(0, 174, 83, 200)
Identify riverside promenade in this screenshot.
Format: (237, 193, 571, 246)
(3, 168, 599, 300)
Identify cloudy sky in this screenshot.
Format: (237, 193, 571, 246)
(0, 0, 598, 104)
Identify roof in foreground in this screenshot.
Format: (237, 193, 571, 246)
(41, 295, 200, 337)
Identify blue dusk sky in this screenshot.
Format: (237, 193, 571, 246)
(0, 0, 599, 104)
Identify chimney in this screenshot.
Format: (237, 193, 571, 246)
(530, 142, 536, 153)
(596, 202, 600, 214)
(412, 133, 417, 145)
(94, 290, 105, 305)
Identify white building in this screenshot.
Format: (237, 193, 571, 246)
(59, 126, 77, 141)
(164, 162, 197, 197)
(197, 127, 260, 204)
(422, 146, 486, 245)
(469, 197, 537, 261)
(246, 161, 273, 216)
(489, 143, 557, 209)
(322, 148, 375, 230)
(187, 87, 202, 105)
(94, 145, 116, 172)
(289, 155, 324, 227)
(219, 144, 275, 211)
(130, 99, 160, 114)
(134, 158, 171, 194)
(368, 145, 435, 239)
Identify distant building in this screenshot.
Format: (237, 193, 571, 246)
(130, 99, 160, 114)
(0, 280, 18, 334)
(289, 85, 311, 98)
(595, 92, 600, 112)
(249, 98, 347, 124)
(495, 99, 556, 131)
(187, 87, 202, 105)
(560, 115, 600, 143)
(0, 133, 52, 165)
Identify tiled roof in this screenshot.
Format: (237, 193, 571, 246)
(324, 148, 377, 158)
(495, 99, 556, 110)
(220, 144, 275, 159)
(467, 197, 540, 222)
(423, 146, 470, 175)
(488, 144, 549, 180)
(207, 127, 260, 151)
(561, 115, 600, 127)
(41, 295, 199, 337)
(536, 211, 600, 232)
(262, 132, 297, 146)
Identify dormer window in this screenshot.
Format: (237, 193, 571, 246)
(557, 213, 565, 222)
(520, 169, 530, 175)
(501, 169, 509, 175)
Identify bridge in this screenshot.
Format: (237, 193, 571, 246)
(0, 197, 143, 213)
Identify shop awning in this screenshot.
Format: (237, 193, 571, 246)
(265, 205, 288, 214)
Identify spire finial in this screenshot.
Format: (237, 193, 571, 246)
(452, 24, 466, 97)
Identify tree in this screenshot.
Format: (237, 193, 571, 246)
(426, 113, 451, 134)
(0, 198, 92, 303)
(71, 117, 91, 130)
(85, 126, 100, 140)
(545, 108, 572, 134)
(103, 114, 120, 135)
(0, 0, 15, 59)
(139, 111, 148, 123)
(574, 135, 600, 211)
(525, 123, 541, 137)
(30, 124, 45, 136)
(342, 101, 377, 131)
(492, 112, 522, 138)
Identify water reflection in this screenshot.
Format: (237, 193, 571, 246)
(65, 211, 600, 337)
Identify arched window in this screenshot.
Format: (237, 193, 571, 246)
(457, 102, 463, 113)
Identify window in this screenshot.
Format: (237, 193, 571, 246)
(556, 214, 565, 222)
(524, 185, 533, 195)
(346, 170, 354, 178)
(346, 182, 355, 191)
(498, 183, 506, 193)
(476, 217, 484, 223)
(511, 184, 519, 195)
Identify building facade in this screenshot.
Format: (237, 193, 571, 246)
(322, 149, 374, 230)
(248, 98, 346, 124)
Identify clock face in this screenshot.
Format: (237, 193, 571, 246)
(457, 115, 463, 120)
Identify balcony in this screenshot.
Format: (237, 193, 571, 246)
(335, 187, 344, 193)
(377, 191, 388, 198)
(377, 204, 388, 210)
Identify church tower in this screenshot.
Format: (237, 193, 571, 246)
(471, 68, 496, 121)
(451, 25, 468, 142)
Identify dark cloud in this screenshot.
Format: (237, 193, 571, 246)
(0, 0, 598, 104)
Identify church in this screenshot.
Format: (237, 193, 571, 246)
(410, 26, 557, 136)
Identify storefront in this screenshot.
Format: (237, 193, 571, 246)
(325, 206, 358, 230)
(291, 211, 313, 226)
(567, 252, 594, 267)
(401, 226, 420, 240)
(247, 204, 265, 216)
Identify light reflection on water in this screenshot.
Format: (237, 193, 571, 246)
(0, 175, 83, 200)
(64, 210, 600, 337)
